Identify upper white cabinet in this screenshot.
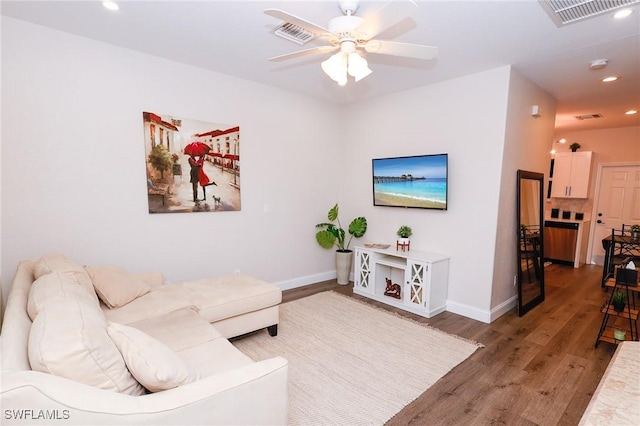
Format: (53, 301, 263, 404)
(551, 151, 593, 198)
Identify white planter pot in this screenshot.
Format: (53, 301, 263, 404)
(335, 250, 353, 285)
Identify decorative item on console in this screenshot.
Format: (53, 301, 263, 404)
(384, 278, 402, 299)
(396, 225, 412, 252)
(631, 224, 640, 240)
(569, 142, 581, 152)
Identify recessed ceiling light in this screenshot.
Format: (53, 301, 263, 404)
(614, 9, 634, 19)
(625, 110, 638, 115)
(602, 76, 619, 82)
(102, 1, 119, 11)
(557, 138, 566, 144)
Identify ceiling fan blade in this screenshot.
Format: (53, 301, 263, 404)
(357, 0, 419, 40)
(364, 40, 438, 60)
(264, 9, 330, 37)
(268, 46, 338, 62)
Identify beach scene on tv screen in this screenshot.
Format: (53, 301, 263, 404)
(373, 155, 447, 209)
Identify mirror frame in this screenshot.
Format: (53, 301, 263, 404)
(516, 170, 545, 316)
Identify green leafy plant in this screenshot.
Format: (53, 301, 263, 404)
(569, 142, 581, 152)
(315, 203, 367, 252)
(612, 290, 627, 312)
(630, 224, 640, 232)
(397, 225, 413, 238)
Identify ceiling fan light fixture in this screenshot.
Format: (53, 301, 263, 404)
(321, 52, 348, 84)
(347, 52, 372, 82)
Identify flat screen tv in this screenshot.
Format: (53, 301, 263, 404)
(372, 154, 448, 210)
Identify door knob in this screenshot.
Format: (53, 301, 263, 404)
(598, 212, 603, 217)
(597, 220, 603, 224)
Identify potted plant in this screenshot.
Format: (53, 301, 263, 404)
(397, 225, 412, 240)
(611, 290, 626, 313)
(520, 224, 528, 238)
(569, 142, 581, 152)
(630, 224, 640, 240)
(315, 203, 367, 285)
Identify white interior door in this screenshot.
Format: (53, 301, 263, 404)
(590, 163, 640, 264)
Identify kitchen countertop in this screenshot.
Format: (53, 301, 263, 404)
(545, 217, 591, 224)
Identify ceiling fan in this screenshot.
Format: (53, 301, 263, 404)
(264, 0, 438, 86)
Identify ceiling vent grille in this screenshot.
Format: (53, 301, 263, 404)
(273, 22, 316, 45)
(575, 113, 603, 120)
(539, 0, 640, 26)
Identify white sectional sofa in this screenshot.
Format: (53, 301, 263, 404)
(1, 255, 288, 425)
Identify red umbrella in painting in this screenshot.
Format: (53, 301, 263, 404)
(183, 142, 211, 157)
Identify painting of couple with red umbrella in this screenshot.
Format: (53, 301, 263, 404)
(143, 111, 241, 213)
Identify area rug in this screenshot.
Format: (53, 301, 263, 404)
(232, 291, 483, 425)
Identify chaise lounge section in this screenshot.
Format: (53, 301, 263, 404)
(1, 254, 288, 425)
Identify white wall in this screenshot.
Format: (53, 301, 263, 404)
(491, 69, 556, 316)
(1, 17, 559, 323)
(1, 17, 344, 297)
(342, 67, 514, 322)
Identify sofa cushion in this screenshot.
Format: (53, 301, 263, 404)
(178, 338, 254, 378)
(33, 253, 98, 304)
(180, 274, 282, 323)
(124, 307, 253, 379)
(27, 272, 99, 321)
(128, 307, 222, 352)
(85, 265, 151, 308)
(102, 285, 196, 325)
(107, 321, 200, 392)
(28, 297, 145, 395)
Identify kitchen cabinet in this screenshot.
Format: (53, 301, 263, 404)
(544, 219, 591, 268)
(551, 151, 592, 198)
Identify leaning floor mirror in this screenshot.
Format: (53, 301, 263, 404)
(516, 170, 545, 316)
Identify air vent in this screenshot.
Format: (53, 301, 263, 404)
(539, 0, 640, 26)
(575, 113, 603, 120)
(273, 22, 316, 45)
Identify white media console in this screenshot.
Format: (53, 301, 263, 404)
(353, 245, 450, 318)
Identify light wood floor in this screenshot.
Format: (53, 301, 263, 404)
(282, 263, 619, 425)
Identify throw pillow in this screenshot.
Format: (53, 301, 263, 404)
(107, 321, 200, 392)
(27, 272, 99, 321)
(28, 298, 145, 395)
(33, 253, 98, 303)
(85, 265, 151, 308)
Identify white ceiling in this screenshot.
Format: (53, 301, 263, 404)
(2, 0, 639, 132)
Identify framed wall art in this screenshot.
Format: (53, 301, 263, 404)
(143, 112, 241, 213)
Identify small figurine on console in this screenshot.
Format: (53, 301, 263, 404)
(384, 277, 402, 299)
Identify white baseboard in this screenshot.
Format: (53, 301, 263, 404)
(275, 271, 336, 291)
(489, 295, 517, 322)
(446, 295, 516, 324)
(275, 272, 516, 324)
(446, 301, 491, 323)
